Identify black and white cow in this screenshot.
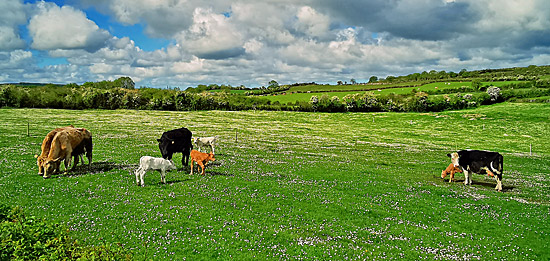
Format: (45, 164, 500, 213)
(157, 127, 193, 167)
(447, 150, 504, 192)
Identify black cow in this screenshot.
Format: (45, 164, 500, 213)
(447, 150, 504, 191)
(157, 127, 193, 167)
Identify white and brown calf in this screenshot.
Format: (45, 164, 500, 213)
(193, 136, 217, 154)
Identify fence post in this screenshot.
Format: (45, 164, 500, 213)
(235, 128, 238, 143)
(27, 122, 30, 137)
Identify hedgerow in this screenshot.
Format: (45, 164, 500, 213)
(0, 204, 131, 260)
(1, 78, 549, 113)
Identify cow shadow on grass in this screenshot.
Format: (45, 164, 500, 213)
(183, 171, 233, 177)
(61, 161, 137, 177)
(440, 177, 516, 192)
(208, 171, 234, 177)
(161, 178, 193, 185)
(471, 180, 516, 192)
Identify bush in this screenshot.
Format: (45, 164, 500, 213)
(0, 204, 131, 260)
(486, 86, 502, 102)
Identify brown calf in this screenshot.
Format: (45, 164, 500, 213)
(441, 163, 463, 182)
(190, 150, 215, 175)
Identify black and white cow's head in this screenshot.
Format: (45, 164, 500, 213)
(447, 152, 459, 167)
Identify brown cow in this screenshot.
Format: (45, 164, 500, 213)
(35, 125, 74, 175)
(72, 128, 93, 168)
(190, 150, 215, 176)
(42, 128, 91, 178)
(441, 163, 463, 182)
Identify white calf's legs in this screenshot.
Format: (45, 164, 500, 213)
(161, 169, 166, 184)
(135, 167, 146, 186)
(135, 168, 140, 185)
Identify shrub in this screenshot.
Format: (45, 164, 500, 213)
(0, 204, 131, 260)
(471, 79, 482, 91)
(486, 86, 502, 102)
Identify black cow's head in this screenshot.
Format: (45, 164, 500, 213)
(157, 138, 174, 160)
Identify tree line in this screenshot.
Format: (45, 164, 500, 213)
(1, 68, 550, 113)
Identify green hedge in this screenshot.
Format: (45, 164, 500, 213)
(0, 205, 131, 260)
(1, 80, 549, 113)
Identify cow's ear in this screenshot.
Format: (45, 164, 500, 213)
(446, 153, 451, 158)
(157, 139, 162, 143)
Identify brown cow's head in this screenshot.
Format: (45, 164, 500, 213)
(43, 158, 62, 178)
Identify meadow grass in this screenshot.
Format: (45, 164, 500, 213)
(0, 103, 549, 259)
(262, 81, 524, 104)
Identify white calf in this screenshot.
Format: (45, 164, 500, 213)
(194, 136, 217, 154)
(135, 156, 176, 186)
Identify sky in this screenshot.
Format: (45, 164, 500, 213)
(1, 0, 549, 88)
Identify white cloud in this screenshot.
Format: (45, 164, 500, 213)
(171, 56, 204, 74)
(243, 39, 263, 55)
(3, 0, 550, 87)
(295, 6, 330, 38)
(0, 0, 26, 50)
(81, 0, 231, 38)
(0, 50, 33, 70)
(471, 0, 550, 32)
(28, 2, 111, 51)
(176, 7, 244, 59)
(231, 2, 296, 45)
(0, 26, 26, 50)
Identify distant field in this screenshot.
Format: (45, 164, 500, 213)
(1, 103, 549, 259)
(209, 89, 249, 94)
(286, 82, 428, 93)
(262, 81, 525, 104)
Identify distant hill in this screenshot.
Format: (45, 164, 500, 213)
(0, 82, 63, 87)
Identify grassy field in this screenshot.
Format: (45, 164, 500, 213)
(262, 81, 524, 104)
(1, 103, 549, 259)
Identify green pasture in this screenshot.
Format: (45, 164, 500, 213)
(263, 81, 525, 104)
(209, 89, 249, 94)
(286, 82, 432, 93)
(0, 103, 549, 259)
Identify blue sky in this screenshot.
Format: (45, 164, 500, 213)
(2, 0, 550, 88)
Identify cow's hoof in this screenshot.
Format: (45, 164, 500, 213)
(43, 176, 50, 179)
